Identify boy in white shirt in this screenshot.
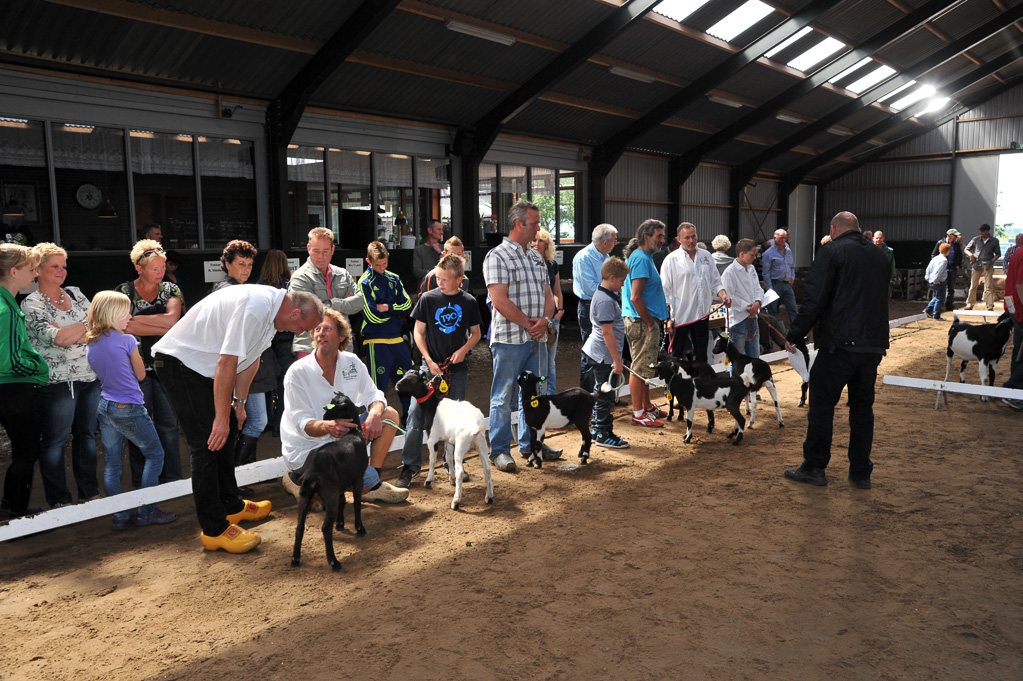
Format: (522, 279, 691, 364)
(721, 238, 767, 357)
(923, 243, 951, 321)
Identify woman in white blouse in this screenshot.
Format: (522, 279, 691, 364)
(21, 243, 101, 507)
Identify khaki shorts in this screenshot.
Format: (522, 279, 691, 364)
(624, 317, 662, 379)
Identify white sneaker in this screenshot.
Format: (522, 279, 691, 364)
(362, 480, 409, 503)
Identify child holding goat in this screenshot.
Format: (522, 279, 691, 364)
(396, 253, 482, 488)
(581, 257, 631, 449)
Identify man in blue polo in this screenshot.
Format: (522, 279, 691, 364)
(762, 228, 798, 322)
(572, 222, 617, 391)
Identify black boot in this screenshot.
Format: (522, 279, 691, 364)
(235, 434, 260, 495)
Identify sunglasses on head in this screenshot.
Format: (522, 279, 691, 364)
(136, 247, 165, 264)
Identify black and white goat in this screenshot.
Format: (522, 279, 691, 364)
(711, 335, 784, 428)
(395, 368, 493, 509)
(750, 312, 816, 408)
(654, 351, 718, 428)
(653, 357, 752, 445)
(291, 392, 367, 572)
(945, 311, 1013, 401)
(517, 372, 596, 467)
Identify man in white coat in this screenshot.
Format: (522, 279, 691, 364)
(661, 222, 731, 363)
(280, 308, 408, 505)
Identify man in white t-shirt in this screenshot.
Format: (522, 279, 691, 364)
(154, 285, 322, 554)
(279, 308, 408, 505)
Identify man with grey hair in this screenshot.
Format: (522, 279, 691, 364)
(762, 228, 798, 321)
(873, 231, 895, 297)
(783, 211, 889, 490)
(965, 223, 1001, 311)
(484, 200, 557, 472)
(573, 222, 618, 391)
(154, 287, 323, 553)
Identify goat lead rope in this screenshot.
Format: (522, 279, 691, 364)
(382, 419, 406, 435)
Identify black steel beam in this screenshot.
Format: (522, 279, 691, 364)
(592, 0, 841, 176)
(672, 0, 959, 186)
(737, 4, 1023, 188)
(820, 80, 1020, 187)
(782, 50, 1023, 193)
(463, 0, 663, 159)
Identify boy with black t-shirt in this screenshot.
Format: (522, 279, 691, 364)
(396, 253, 482, 488)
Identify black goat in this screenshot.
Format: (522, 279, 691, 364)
(517, 372, 596, 467)
(654, 357, 752, 445)
(945, 311, 1013, 401)
(291, 392, 368, 572)
(654, 352, 717, 429)
(711, 335, 784, 428)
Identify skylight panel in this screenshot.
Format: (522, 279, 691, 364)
(829, 57, 873, 84)
(765, 26, 812, 58)
(891, 84, 935, 111)
(877, 80, 916, 103)
(787, 37, 845, 72)
(707, 0, 774, 42)
(846, 64, 896, 94)
(652, 0, 712, 23)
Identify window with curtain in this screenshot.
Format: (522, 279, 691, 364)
(130, 130, 197, 249)
(198, 136, 257, 250)
(286, 145, 326, 248)
(478, 162, 498, 239)
(51, 122, 130, 251)
(327, 148, 372, 248)
(531, 166, 556, 239)
(375, 153, 413, 247)
(0, 118, 52, 245)
(416, 157, 450, 240)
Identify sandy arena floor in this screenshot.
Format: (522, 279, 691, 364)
(1, 301, 1021, 681)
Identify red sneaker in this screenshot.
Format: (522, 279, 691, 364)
(631, 412, 664, 428)
(646, 405, 668, 419)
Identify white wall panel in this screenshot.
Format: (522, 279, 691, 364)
(952, 154, 997, 233)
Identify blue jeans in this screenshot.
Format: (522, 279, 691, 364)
(401, 363, 469, 471)
(39, 379, 101, 506)
(578, 299, 595, 392)
(542, 319, 559, 393)
(581, 352, 616, 434)
(129, 373, 182, 486)
(923, 280, 946, 317)
(768, 281, 799, 321)
(98, 399, 164, 521)
(729, 318, 760, 359)
(488, 341, 541, 458)
(270, 338, 295, 432)
(241, 392, 268, 438)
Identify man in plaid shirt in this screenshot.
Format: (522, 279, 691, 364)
(484, 200, 556, 473)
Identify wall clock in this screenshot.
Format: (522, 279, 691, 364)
(75, 183, 103, 210)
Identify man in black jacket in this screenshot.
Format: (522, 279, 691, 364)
(783, 212, 890, 489)
(932, 229, 963, 311)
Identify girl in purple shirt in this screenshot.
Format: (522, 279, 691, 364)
(86, 292, 177, 531)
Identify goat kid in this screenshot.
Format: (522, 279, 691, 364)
(653, 352, 717, 429)
(395, 369, 494, 510)
(654, 357, 752, 445)
(292, 392, 367, 572)
(711, 335, 784, 428)
(945, 311, 1013, 401)
(517, 372, 596, 467)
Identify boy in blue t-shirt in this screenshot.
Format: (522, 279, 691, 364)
(582, 257, 630, 449)
(396, 253, 482, 488)
(359, 241, 415, 424)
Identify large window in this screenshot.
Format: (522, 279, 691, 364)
(995, 153, 1023, 255)
(197, 136, 257, 250)
(477, 164, 581, 243)
(0, 118, 52, 244)
(131, 130, 197, 249)
(52, 122, 130, 251)
(375, 154, 413, 248)
(417, 157, 451, 238)
(286, 145, 326, 246)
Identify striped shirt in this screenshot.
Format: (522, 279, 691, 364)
(484, 237, 549, 345)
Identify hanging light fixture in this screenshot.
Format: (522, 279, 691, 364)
(98, 199, 118, 219)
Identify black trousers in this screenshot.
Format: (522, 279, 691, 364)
(802, 347, 882, 480)
(154, 353, 244, 536)
(944, 267, 958, 310)
(671, 318, 710, 364)
(0, 383, 43, 513)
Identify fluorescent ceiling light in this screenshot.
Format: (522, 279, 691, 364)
(62, 124, 93, 133)
(707, 0, 774, 42)
(892, 84, 935, 111)
(609, 64, 657, 84)
(287, 157, 321, 166)
(129, 130, 155, 138)
(787, 37, 845, 72)
(829, 57, 873, 84)
(827, 127, 852, 136)
(775, 113, 804, 124)
(765, 27, 812, 58)
(916, 96, 950, 116)
(866, 138, 886, 146)
(445, 20, 515, 46)
(707, 94, 745, 108)
(652, 0, 712, 23)
(846, 64, 896, 94)
(0, 117, 29, 129)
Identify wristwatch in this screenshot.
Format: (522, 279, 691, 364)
(231, 396, 247, 406)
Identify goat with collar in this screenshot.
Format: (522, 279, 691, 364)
(946, 311, 1013, 400)
(653, 357, 752, 445)
(712, 335, 784, 429)
(395, 368, 493, 510)
(516, 372, 597, 468)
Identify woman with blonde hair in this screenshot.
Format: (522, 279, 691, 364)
(528, 228, 565, 459)
(115, 239, 184, 485)
(86, 291, 177, 530)
(711, 234, 734, 275)
(0, 243, 48, 519)
(21, 243, 101, 508)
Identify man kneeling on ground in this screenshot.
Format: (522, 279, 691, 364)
(280, 309, 408, 505)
